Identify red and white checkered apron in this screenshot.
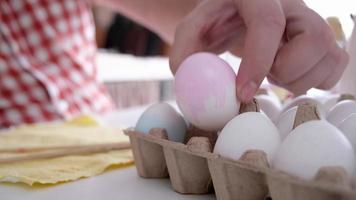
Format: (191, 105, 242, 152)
(0, 0, 114, 128)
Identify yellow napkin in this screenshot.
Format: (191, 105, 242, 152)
(0, 115, 133, 186)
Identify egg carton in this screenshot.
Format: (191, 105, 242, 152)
(126, 128, 356, 200)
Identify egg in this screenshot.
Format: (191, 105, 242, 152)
(281, 95, 325, 117)
(275, 106, 297, 140)
(174, 52, 240, 131)
(272, 120, 355, 180)
(256, 95, 281, 122)
(321, 94, 340, 113)
(322, 94, 355, 113)
(135, 102, 187, 142)
(276, 103, 321, 140)
(338, 114, 356, 186)
(214, 112, 281, 163)
(338, 113, 356, 152)
(326, 100, 356, 126)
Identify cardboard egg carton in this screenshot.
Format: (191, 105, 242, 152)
(127, 129, 168, 178)
(126, 127, 356, 200)
(266, 168, 356, 200)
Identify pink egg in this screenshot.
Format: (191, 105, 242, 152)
(174, 52, 240, 131)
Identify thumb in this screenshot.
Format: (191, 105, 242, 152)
(235, 0, 285, 102)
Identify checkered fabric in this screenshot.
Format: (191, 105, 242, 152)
(0, 0, 114, 128)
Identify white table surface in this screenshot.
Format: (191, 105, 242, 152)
(0, 104, 215, 200)
(0, 167, 215, 200)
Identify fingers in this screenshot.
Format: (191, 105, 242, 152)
(268, 45, 349, 95)
(317, 49, 349, 89)
(267, 5, 349, 94)
(235, 0, 285, 102)
(279, 49, 336, 95)
(169, 0, 238, 74)
(269, 7, 334, 84)
(169, 16, 203, 74)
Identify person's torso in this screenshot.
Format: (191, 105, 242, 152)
(0, 0, 114, 128)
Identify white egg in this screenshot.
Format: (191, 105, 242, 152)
(135, 103, 187, 142)
(276, 106, 297, 140)
(273, 120, 355, 180)
(327, 100, 356, 126)
(256, 95, 281, 122)
(281, 95, 325, 117)
(214, 112, 281, 163)
(321, 94, 339, 113)
(338, 113, 356, 152)
(267, 89, 282, 108)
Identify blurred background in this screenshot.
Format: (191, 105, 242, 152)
(305, 0, 355, 38)
(93, 0, 356, 110)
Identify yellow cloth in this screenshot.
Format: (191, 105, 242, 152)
(0, 116, 133, 186)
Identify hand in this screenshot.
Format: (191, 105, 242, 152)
(169, 0, 349, 102)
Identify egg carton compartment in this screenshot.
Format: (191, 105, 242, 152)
(127, 128, 168, 178)
(266, 168, 356, 200)
(127, 127, 216, 194)
(126, 128, 356, 200)
(208, 150, 269, 200)
(162, 137, 213, 194)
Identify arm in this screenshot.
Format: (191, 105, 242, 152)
(92, 0, 200, 44)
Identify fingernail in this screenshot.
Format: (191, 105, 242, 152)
(238, 81, 258, 102)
